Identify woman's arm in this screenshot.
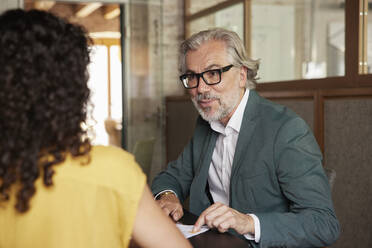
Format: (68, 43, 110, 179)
(131, 185, 192, 248)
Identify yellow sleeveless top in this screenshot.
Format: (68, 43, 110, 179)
(0, 145, 146, 248)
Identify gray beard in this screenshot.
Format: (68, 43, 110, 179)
(191, 90, 241, 123)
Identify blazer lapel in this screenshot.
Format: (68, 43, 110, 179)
(196, 129, 218, 181)
(190, 127, 218, 215)
(230, 90, 260, 180)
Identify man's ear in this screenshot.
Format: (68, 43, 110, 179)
(239, 66, 248, 88)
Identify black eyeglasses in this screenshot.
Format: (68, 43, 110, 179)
(179, 64, 233, 89)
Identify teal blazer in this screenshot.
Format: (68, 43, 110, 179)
(152, 90, 340, 247)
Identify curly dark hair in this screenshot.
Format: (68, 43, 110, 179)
(0, 9, 92, 213)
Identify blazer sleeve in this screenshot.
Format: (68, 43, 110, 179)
(255, 117, 340, 248)
(151, 139, 195, 203)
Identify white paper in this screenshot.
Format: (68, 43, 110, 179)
(176, 223, 209, 238)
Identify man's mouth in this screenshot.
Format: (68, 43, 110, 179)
(198, 99, 216, 108)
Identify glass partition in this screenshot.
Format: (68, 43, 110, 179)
(368, 0, 372, 73)
(251, 0, 345, 83)
(125, 0, 164, 181)
(185, 0, 346, 83)
(360, 0, 372, 74)
(187, 2, 244, 40)
(186, 0, 231, 15)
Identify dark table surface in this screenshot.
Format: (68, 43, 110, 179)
(180, 210, 252, 248)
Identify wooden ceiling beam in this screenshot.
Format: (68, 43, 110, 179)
(103, 5, 120, 20)
(34, 1, 55, 11)
(75, 3, 103, 18)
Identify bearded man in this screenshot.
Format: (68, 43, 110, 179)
(151, 28, 339, 248)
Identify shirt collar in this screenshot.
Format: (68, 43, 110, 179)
(210, 89, 250, 135)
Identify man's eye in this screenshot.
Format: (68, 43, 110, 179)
(206, 70, 218, 77)
(186, 74, 196, 80)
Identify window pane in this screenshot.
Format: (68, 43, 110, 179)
(110, 45, 122, 121)
(87, 45, 109, 145)
(188, 2, 244, 41)
(368, 0, 372, 73)
(186, 0, 230, 16)
(251, 0, 345, 83)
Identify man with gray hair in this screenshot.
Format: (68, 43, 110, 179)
(152, 28, 339, 247)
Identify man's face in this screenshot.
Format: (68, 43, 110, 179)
(185, 40, 246, 125)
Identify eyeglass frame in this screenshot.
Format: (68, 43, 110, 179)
(179, 64, 234, 89)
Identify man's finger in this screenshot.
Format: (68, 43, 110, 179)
(162, 206, 171, 216)
(213, 214, 233, 233)
(193, 206, 214, 230)
(192, 214, 206, 232)
(158, 201, 165, 208)
(216, 221, 230, 233)
(172, 210, 181, 221)
(171, 206, 183, 221)
(193, 203, 231, 232)
(192, 203, 224, 232)
(193, 209, 210, 231)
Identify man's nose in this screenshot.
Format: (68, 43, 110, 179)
(197, 76, 210, 93)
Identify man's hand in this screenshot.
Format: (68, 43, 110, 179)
(192, 202, 254, 235)
(156, 192, 184, 221)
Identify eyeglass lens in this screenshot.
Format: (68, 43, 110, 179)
(183, 69, 221, 88)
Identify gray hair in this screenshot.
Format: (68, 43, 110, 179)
(179, 28, 260, 89)
(178, 28, 259, 89)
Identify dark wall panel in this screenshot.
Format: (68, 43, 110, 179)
(166, 98, 198, 163)
(270, 98, 314, 131)
(324, 97, 372, 248)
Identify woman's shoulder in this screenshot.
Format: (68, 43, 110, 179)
(90, 145, 142, 174)
(91, 145, 133, 162)
(61, 145, 146, 191)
